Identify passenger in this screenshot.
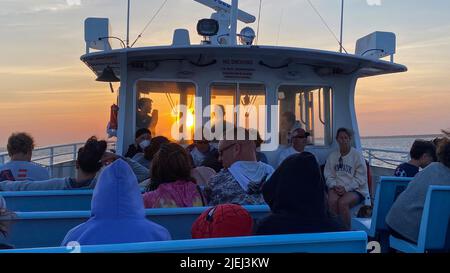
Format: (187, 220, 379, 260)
(0, 136, 151, 191)
(254, 130, 268, 164)
(0, 137, 107, 191)
(255, 153, 345, 235)
(386, 137, 450, 244)
(210, 105, 235, 140)
(191, 204, 254, 239)
(394, 140, 436, 177)
(142, 143, 206, 208)
(188, 137, 219, 168)
(136, 98, 158, 136)
(0, 132, 49, 182)
(200, 153, 222, 172)
(124, 128, 151, 159)
(0, 197, 14, 249)
(277, 128, 318, 166)
(205, 127, 274, 206)
(279, 112, 301, 145)
(324, 128, 369, 229)
(134, 136, 169, 169)
(62, 159, 171, 246)
(191, 166, 216, 188)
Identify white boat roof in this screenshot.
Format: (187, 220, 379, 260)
(81, 45, 407, 79)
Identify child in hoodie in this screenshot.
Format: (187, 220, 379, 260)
(255, 152, 345, 235)
(62, 159, 171, 246)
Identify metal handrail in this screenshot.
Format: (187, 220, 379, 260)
(1, 142, 406, 171)
(0, 141, 116, 167)
(362, 147, 410, 168)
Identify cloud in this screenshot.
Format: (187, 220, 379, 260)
(366, 0, 382, 6)
(0, 0, 83, 16)
(66, 0, 81, 6)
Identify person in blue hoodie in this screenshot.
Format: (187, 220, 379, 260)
(62, 159, 171, 246)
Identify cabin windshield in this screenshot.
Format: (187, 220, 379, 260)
(210, 83, 266, 139)
(278, 85, 333, 146)
(136, 81, 196, 142)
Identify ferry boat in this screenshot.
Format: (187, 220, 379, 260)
(2, 0, 448, 255)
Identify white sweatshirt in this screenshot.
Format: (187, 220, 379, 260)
(324, 147, 370, 204)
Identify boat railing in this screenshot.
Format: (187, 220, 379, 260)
(0, 142, 116, 176)
(362, 147, 410, 169)
(1, 143, 407, 173)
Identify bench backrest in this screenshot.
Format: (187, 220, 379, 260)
(371, 176, 412, 234)
(0, 205, 270, 249)
(0, 231, 368, 253)
(1, 190, 94, 212)
(417, 186, 450, 252)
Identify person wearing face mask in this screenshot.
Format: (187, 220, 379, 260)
(125, 128, 152, 159)
(324, 128, 369, 230)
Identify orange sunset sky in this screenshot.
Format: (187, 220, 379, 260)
(0, 0, 449, 147)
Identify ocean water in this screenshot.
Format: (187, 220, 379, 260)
(361, 135, 439, 152)
(360, 135, 440, 168)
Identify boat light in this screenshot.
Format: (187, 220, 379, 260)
(96, 66, 120, 82)
(239, 27, 255, 45)
(197, 19, 219, 37)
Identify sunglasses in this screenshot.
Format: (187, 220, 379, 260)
(292, 135, 308, 139)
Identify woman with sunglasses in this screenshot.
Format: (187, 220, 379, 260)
(324, 128, 370, 229)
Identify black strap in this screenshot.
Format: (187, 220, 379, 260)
(197, 185, 207, 207)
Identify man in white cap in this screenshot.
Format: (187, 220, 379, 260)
(278, 128, 318, 166)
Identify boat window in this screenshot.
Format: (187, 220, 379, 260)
(210, 83, 266, 138)
(210, 83, 237, 129)
(278, 85, 333, 146)
(136, 81, 196, 142)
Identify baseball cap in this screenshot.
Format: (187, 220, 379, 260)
(191, 204, 254, 239)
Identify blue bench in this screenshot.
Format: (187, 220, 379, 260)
(0, 231, 368, 253)
(352, 176, 412, 238)
(0, 190, 94, 212)
(0, 188, 147, 212)
(390, 186, 450, 253)
(0, 205, 270, 249)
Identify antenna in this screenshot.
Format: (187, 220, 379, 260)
(339, 0, 344, 53)
(126, 0, 130, 48)
(193, 0, 256, 24)
(229, 0, 238, 45)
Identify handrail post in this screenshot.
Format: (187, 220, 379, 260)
(368, 150, 373, 166)
(49, 147, 54, 177)
(73, 144, 78, 161)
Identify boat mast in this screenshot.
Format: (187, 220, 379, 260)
(339, 0, 344, 53)
(126, 0, 130, 47)
(230, 0, 239, 45)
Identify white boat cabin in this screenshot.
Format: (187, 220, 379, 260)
(81, 0, 407, 167)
